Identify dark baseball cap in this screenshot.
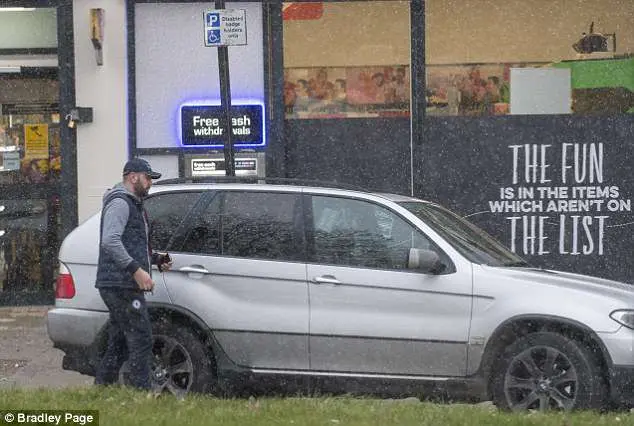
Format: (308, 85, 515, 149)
(123, 158, 162, 179)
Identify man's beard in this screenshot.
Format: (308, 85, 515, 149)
(134, 180, 148, 198)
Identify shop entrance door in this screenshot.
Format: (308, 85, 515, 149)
(0, 72, 62, 305)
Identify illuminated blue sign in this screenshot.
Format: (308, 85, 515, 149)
(180, 103, 265, 148)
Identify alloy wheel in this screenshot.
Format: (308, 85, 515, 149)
(119, 334, 194, 398)
(504, 345, 578, 411)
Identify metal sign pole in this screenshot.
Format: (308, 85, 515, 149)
(215, 0, 235, 176)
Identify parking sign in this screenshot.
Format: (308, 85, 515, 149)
(206, 12, 220, 27)
(203, 9, 247, 47)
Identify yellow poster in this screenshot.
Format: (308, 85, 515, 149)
(24, 124, 49, 159)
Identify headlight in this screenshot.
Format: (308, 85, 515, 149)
(609, 310, 634, 329)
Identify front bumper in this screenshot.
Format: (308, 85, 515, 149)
(610, 365, 634, 407)
(599, 327, 634, 407)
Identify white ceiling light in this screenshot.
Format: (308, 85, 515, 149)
(0, 8, 36, 12)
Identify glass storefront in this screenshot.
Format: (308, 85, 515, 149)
(282, 0, 634, 118)
(0, 6, 61, 303)
(0, 100, 61, 184)
(0, 74, 61, 301)
(425, 0, 634, 116)
(282, 1, 411, 119)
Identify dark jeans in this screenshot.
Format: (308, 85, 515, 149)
(94, 287, 153, 390)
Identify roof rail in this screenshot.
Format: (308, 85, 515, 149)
(153, 175, 369, 192)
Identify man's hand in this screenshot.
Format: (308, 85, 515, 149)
(157, 253, 173, 272)
(133, 268, 154, 291)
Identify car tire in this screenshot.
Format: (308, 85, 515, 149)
(152, 321, 217, 396)
(491, 331, 606, 411)
(119, 321, 216, 397)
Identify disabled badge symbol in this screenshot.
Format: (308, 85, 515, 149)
(207, 29, 221, 45)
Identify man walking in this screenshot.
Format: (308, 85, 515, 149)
(94, 158, 172, 390)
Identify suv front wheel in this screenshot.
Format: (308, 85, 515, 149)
(491, 331, 606, 411)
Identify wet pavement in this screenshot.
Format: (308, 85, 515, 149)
(0, 305, 93, 390)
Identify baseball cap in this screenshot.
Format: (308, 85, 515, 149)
(123, 158, 162, 179)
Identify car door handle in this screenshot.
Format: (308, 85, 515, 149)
(312, 275, 341, 285)
(178, 265, 210, 274)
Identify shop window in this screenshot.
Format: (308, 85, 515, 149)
(0, 77, 60, 183)
(425, 0, 634, 116)
(0, 74, 60, 296)
(283, 1, 411, 119)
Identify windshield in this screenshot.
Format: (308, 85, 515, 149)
(398, 201, 529, 267)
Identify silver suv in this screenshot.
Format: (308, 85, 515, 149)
(47, 179, 634, 410)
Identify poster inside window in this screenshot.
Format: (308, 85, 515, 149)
(284, 66, 410, 119)
(425, 62, 544, 116)
(0, 112, 61, 185)
(426, 58, 634, 117)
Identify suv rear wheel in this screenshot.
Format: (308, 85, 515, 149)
(119, 321, 215, 397)
(491, 331, 606, 411)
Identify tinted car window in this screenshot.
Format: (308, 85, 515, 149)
(222, 191, 304, 261)
(180, 193, 222, 255)
(145, 191, 202, 251)
(399, 201, 525, 266)
(309, 195, 451, 270)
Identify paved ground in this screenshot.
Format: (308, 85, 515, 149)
(0, 305, 93, 390)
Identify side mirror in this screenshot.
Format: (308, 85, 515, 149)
(408, 248, 446, 274)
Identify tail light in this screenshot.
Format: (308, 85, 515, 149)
(55, 262, 76, 299)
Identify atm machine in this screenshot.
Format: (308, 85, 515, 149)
(180, 102, 266, 178)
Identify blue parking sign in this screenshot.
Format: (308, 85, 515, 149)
(203, 9, 246, 47)
(206, 12, 220, 27)
(207, 29, 221, 45)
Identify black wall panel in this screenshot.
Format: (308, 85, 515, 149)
(285, 118, 412, 195)
(416, 115, 634, 283)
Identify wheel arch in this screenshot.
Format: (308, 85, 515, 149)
(145, 302, 241, 377)
(94, 302, 243, 379)
(477, 314, 613, 399)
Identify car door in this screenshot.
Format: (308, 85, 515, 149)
(306, 193, 473, 377)
(144, 190, 205, 305)
(163, 189, 309, 370)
